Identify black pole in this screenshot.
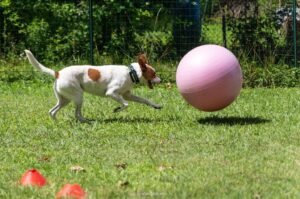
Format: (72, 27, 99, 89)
(292, 0, 297, 67)
(89, 0, 94, 65)
(222, 14, 227, 48)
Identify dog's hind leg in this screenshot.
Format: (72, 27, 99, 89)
(49, 82, 70, 120)
(75, 103, 87, 122)
(72, 92, 89, 123)
(49, 97, 70, 120)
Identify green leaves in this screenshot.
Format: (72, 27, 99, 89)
(134, 31, 174, 60)
(227, 12, 280, 62)
(0, 1, 169, 62)
(0, 0, 11, 7)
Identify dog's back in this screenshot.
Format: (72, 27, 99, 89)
(56, 65, 134, 96)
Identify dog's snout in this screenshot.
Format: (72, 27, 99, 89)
(151, 77, 161, 84)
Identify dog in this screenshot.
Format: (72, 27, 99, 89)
(24, 50, 162, 122)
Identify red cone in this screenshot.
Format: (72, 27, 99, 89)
(20, 169, 47, 187)
(56, 184, 86, 199)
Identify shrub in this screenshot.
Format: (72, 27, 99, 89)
(228, 14, 280, 62)
(241, 62, 300, 87)
(134, 31, 175, 60)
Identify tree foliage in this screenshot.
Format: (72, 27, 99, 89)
(0, 0, 173, 62)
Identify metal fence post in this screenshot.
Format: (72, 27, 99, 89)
(222, 14, 227, 48)
(292, 0, 297, 67)
(89, 0, 94, 65)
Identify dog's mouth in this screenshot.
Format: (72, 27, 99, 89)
(148, 77, 161, 89)
(151, 77, 161, 84)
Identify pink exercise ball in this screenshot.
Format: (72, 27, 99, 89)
(176, 44, 243, 112)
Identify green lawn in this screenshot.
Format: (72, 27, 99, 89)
(0, 82, 300, 198)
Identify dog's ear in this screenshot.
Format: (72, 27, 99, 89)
(138, 53, 147, 72)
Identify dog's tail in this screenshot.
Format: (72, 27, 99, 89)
(24, 50, 56, 78)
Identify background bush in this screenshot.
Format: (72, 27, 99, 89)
(0, 0, 171, 62)
(0, 0, 299, 87)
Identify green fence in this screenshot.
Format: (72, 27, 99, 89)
(202, 0, 299, 67)
(0, 0, 299, 66)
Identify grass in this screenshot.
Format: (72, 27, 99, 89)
(0, 81, 300, 198)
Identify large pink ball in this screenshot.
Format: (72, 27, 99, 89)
(176, 45, 243, 112)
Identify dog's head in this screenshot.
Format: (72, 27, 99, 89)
(137, 54, 161, 89)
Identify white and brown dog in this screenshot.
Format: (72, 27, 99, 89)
(25, 50, 162, 122)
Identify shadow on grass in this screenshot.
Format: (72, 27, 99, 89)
(103, 117, 158, 123)
(97, 116, 182, 124)
(197, 116, 271, 126)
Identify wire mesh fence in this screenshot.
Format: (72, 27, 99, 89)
(0, 0, 299, 67)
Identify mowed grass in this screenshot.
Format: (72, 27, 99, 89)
(0, 82, 300, 198)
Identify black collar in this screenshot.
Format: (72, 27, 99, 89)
(129, 64, 140, 84)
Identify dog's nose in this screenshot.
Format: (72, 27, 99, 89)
(151, 77, 161, 84)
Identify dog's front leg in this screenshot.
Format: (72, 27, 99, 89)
(106, 89, 129, 113)
(123, 92, 162, 109)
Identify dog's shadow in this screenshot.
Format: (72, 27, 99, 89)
(197, 116, 271, 126)
(89, 115, 182, 124)
(102, 117, 159, 124)
(78, 115, 270, 126)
